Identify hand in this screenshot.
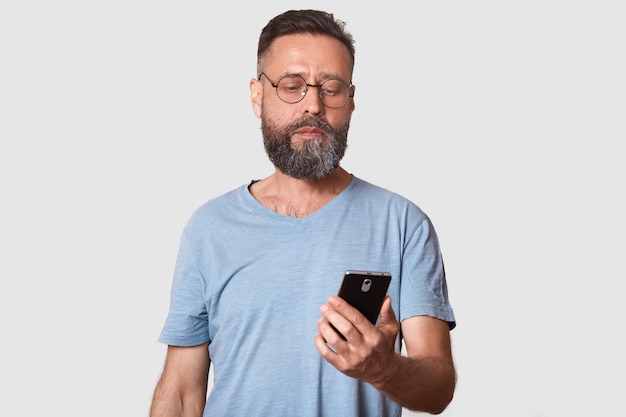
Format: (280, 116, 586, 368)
(314, 295, 400, 384)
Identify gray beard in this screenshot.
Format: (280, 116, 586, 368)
(261, 115, 349, 181)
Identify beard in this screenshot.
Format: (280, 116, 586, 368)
(261, 113, 350, 181)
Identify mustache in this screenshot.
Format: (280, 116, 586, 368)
(287, 117, 334, 136)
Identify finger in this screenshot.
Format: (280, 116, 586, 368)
(378, 296, 396, 325)
(328, 295, 373, 338)
(314, 331, 336, 356)
(319, 304, 352, 343)
(327, 296, 368, 328)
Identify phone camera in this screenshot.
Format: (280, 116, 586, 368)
(361, 279, 372, 292)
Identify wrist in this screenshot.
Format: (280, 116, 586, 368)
(369, 352, 401, 389)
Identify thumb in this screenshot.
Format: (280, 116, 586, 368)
(379, 295, 397, 325)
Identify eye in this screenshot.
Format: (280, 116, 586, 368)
(282, 84, 302, 93)
(321, 80, 345, 96)
(277, 75, 306, 94)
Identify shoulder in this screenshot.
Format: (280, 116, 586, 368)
(352, 176, 417, 204)
(182, 183, 250, 237)
(350, 176, 428, 222)
(194, 185, 245, 214)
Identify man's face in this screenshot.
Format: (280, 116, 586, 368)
(250, 34, 355, 180)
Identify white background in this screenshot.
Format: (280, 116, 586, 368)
(1, 1, 624, 416)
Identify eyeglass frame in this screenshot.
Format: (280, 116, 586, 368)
(258, 72, 354, 108)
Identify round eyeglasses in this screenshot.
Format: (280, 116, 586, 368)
(259, 72, 354, 108)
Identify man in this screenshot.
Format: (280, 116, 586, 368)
(150, 9, 456, 417)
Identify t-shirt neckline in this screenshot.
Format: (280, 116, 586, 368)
(242, 175, 358, 224)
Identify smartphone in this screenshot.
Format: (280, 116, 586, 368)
(335, 270, 392, 337)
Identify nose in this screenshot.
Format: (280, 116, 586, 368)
(302, 85, 324, 116)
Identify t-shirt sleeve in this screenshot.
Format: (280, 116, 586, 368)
(400, 215, 456, 330)
(158, 230, 211, 346)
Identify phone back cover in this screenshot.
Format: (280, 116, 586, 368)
(338, 272, 391, 324)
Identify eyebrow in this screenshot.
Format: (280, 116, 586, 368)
(282, 71, 351, 84)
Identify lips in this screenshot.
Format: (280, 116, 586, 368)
(295, 127, 324, 135)
(288, 117, 333, 139)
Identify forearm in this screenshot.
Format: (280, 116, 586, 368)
(370, 354, 456, 414)
(150, 379, 206, 417)
(150, 344, 210, 417)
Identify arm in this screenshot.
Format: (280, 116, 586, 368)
(150, 342, 211, 417)
(375, 311, 456, 413)
(315, 296, 455, 414)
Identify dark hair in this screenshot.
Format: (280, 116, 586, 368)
(257, 9, 355, 73)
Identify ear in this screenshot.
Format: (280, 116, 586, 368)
(250, 78, 263, 119)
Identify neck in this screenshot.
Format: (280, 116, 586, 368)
(249, 167, 352, 218)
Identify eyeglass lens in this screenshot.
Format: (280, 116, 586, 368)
(275, 75, 350, 108)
